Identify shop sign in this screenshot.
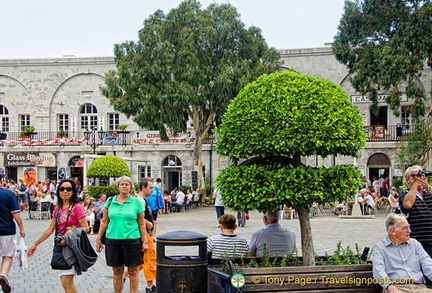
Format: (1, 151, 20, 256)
(133, 131, 195, 144)
(351, 94, 408, 103)
(4, 152, 57, 167)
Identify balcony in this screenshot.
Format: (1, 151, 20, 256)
(364, 124, 418, 142)
(0, 130, 216, 147)
(0, 131, 131, 147)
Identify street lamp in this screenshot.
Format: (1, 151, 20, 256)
(83, 127, 105, 154)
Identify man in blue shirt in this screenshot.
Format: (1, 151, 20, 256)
(0, 174, 26, 293)
(250, 211, 296, 257)
(145, 178, 164, 237)
(372, 213, 432, 293)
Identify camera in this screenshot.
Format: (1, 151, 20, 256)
(54, 233, 64, 246)
(410, 170, 432, 177)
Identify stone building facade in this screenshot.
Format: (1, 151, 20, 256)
(0, 57, 228, 191)
(0, 46, 430, 189)
(280, 46, 432, 181)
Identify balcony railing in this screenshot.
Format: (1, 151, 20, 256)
(0, 125, 410, 147)
(0, 130, 217, 147)
(0, 131, 131, 147)
(364, 124, 420, 142)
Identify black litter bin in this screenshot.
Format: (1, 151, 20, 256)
(156, 231, 207, 293)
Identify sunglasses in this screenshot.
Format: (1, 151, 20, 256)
(59, 186, 74, 192)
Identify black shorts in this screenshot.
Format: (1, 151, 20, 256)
(151, 209, 159, 221)
(105, 238, 143, 267)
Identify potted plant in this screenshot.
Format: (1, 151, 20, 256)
(56, 130, 68, 138)
(21, 126, 37, 138)
(208, 244, 380, 292)
(215, 71, 366, 267)
(116, 124, 129, 133)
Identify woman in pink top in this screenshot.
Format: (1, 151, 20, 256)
(27, 179, 88, 293)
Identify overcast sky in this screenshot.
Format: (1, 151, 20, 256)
(0, 0, 345, 59)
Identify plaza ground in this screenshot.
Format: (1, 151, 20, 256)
(8, 206, 388, 292)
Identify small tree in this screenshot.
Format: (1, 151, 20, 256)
(395, 120, 432, 170)
(87, 155, 131, 196)
(216, 71, 366, 266)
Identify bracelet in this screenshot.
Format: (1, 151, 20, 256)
(143, 241, 148, 244)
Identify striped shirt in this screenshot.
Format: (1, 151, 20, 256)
(399, 190, 432, 244)
(207, 234, 249, 258)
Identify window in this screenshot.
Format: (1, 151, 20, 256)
(20, 114, 30, 131)
(58, 114, 69, 131)
(401, 106, 416, 130)
(79, 103, 98, 131)
(0, 105, 9, 131)
(163, 155, 182, 166)
(108, 113, 119, 131)
(139, 166, 152, 179)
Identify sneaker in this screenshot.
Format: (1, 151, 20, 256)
(0, 276, 11, 293)
(146, 285, 156, 293)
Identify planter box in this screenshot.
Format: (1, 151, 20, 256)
(208, 264, 382, 293)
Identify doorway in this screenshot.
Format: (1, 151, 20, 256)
(165, 170, 181, 192)
(6, 167, 17, 182)
(367, 153, 391, 183)
(162, 155, 183, 192)
(371, 106, 388, 128)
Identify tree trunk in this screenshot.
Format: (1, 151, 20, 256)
(295, 205, 316, 266)
(193, 131, 205, 195)
(292, 152, 315, 266)
(191, 105, 214, 199)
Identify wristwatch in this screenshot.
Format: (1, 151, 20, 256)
(428, 186, 432, 191)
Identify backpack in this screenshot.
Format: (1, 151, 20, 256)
(19, 183, 26, 192)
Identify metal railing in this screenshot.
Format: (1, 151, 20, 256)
(0, 125, 411, 146)
(364, 124, 420, 142)
(0, 131, 217, 146)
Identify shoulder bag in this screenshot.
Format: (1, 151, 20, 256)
(51, 204, 74, 270)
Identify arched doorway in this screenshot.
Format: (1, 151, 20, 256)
(162, 155, 182, 192)
(367, 153, 391, 181)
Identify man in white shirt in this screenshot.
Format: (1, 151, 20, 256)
(171, 188, 185, 212)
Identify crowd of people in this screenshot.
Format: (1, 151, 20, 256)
(3, 166, 432, 292)
(331, 174, 401, 216)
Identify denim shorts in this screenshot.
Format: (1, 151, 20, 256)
(105, 238, 143, 267)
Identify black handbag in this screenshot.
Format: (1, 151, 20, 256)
(51, 245, 72, 270)
(51, 204, 74, 270)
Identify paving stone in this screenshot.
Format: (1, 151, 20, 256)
(8, 206, 389, 292)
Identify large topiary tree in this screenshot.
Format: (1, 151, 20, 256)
(87, 155, 131, 197)
(216, 71, 366, 266)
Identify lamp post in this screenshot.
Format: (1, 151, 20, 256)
(83, 127, 105, 154)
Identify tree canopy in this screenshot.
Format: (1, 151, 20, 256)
(332, 0, 432, 117)
(101, 0, 281, 192)
(87, 155, 131, 178)
(215, 71, 366, 265)
(395, 120, 432, 169)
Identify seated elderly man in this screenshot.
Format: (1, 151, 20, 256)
(207, 214, 249, 258)
(372, 213, 432, 293)
(250, 210, 296, 257)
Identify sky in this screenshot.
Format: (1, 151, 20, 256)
(0, 0, 346, 59)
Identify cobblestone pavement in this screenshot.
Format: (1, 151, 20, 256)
(8, 206, 388, 292)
